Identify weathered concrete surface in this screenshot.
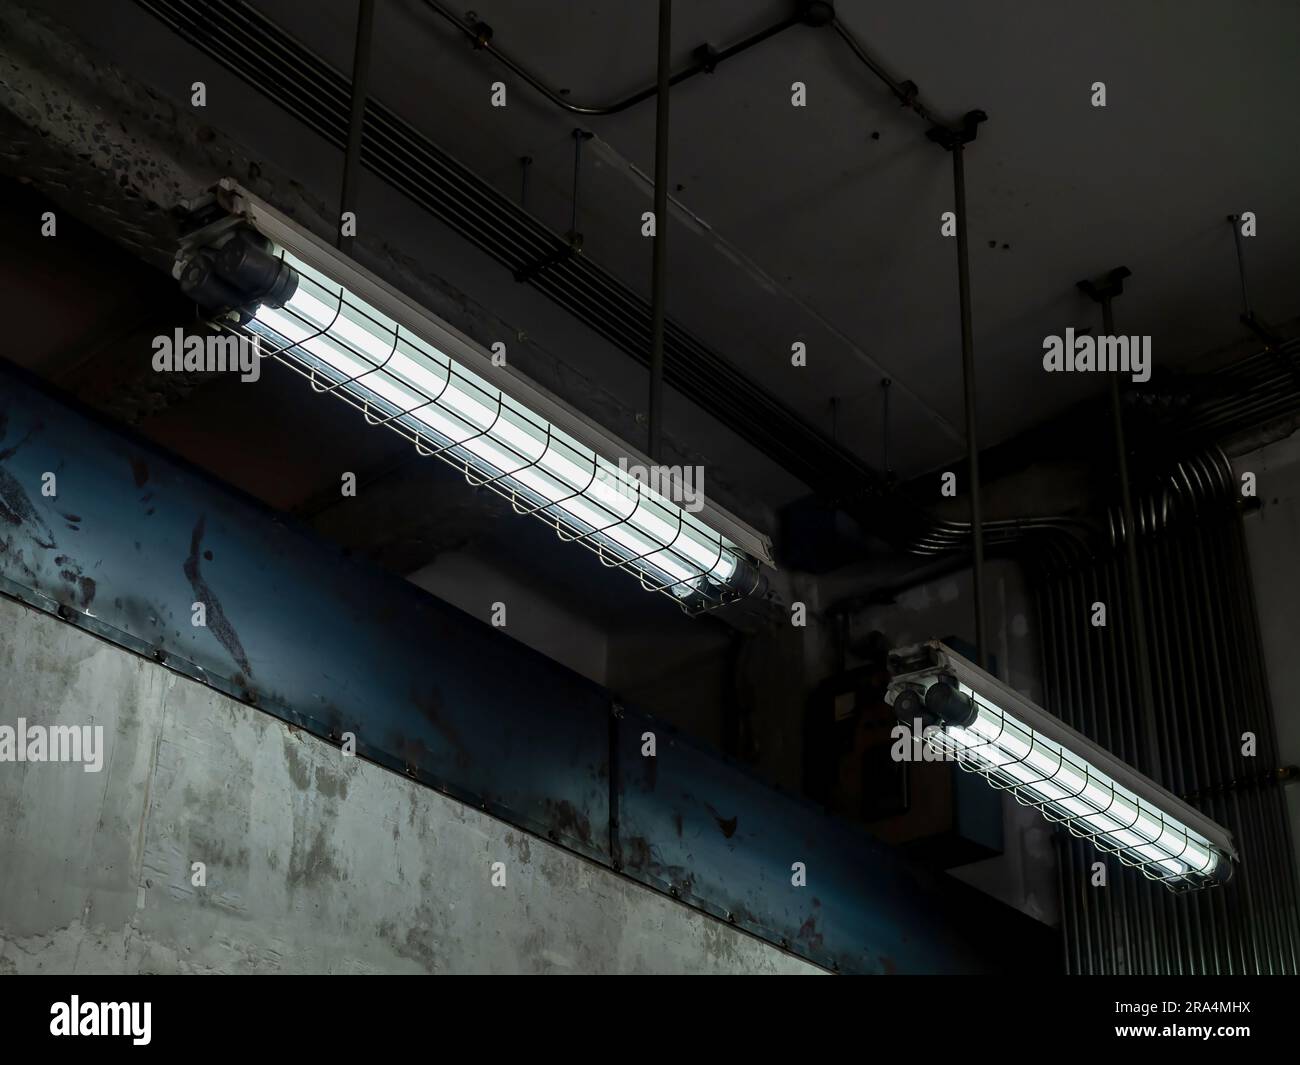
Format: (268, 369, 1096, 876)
(0, 595, 820, 974)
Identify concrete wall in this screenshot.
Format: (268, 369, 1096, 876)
(0, 594, 819, 974)
(1234, 430, 1300, 890)
(408, 549, 611, 686)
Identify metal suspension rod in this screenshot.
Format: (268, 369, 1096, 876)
(570, 129, 592, 240)
(1228, 213, 1252, 319)
(338, 0, 375, 254)
(952, 142, 986, 667)
(648, 0, 672, 461)
(881, 377, 892, 479)
(1075, 267, 1162, 784)
(1102, 295, 1163, 784)
(421, 0, 803, 117)
(925, 112, 988, 664)
(1224, 216, 1292, 379)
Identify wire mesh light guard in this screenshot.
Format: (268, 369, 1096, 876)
(173, 181, 771, 614)
(886, 641, 1237, 891)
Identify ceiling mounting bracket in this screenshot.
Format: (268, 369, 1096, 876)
(693, 42, 720, 73)
(925, 109, 987, 150)
(468, 17, 493, 49)
(798, 0, 836, 27)
(1077, 265, 1131, 306)
(512, 241, 577, 284)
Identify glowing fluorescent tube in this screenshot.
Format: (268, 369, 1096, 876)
(885, 641, 1236, 890)
(174, 180, 772, 611)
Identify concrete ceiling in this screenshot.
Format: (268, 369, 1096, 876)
(244, 0, 1300, 475)
(11, 0, 1300, 582)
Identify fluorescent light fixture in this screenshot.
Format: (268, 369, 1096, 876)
(885, 641, 1236, 890)
(174, 180, 772, 612)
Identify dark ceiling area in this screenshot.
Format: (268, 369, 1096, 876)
(6, 0, 1298, 586)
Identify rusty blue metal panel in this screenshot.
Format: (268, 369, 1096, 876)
(614, 707, 1056, 973)
(0, 367, 610, 861)
(0, 363, 1055, 973)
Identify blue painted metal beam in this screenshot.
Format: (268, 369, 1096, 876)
(616, 707, 1051, 973)
(0, 362, 1056, 972)
(0, 365, 610, 863)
